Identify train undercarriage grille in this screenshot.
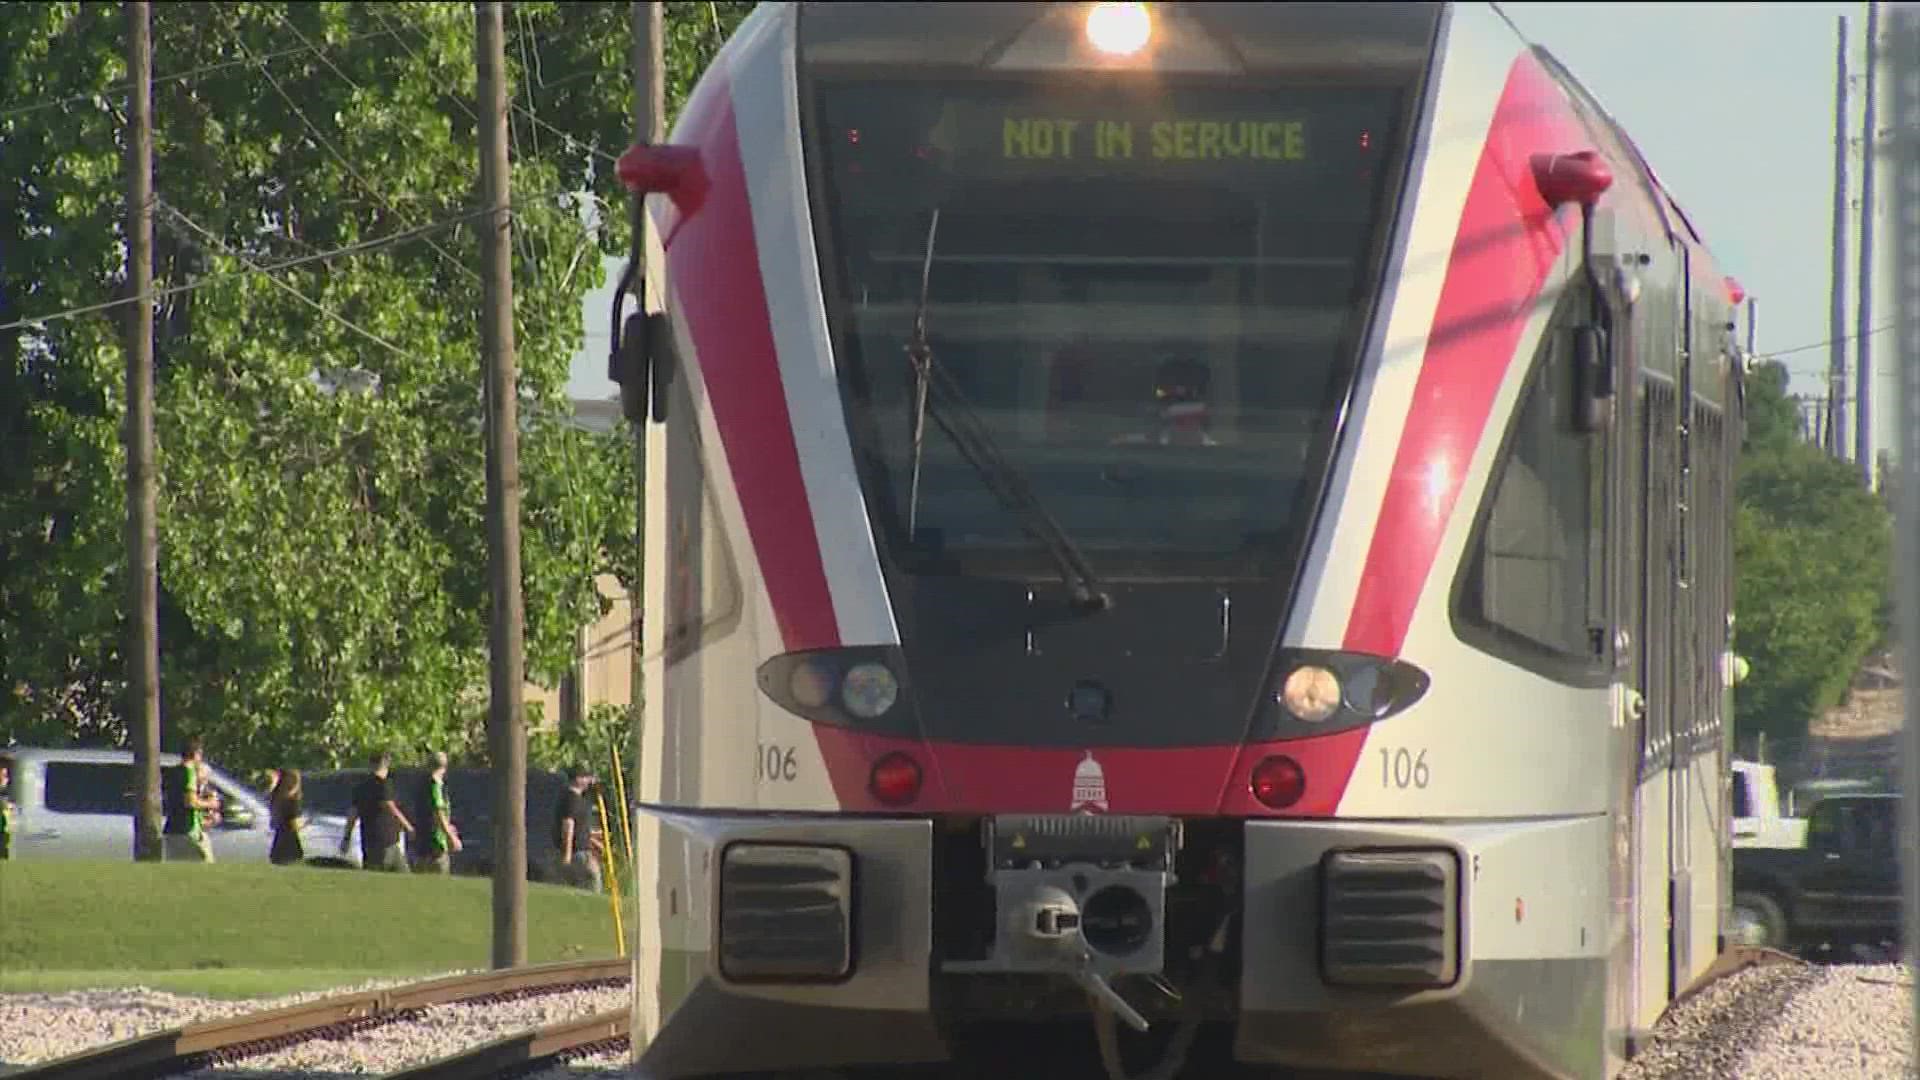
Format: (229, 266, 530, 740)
(718, 842, 854, 981)
(1319, 849, 1459, 988)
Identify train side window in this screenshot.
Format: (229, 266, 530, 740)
(1453, 288, 1608, 680)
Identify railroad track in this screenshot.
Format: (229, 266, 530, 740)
(7, 957, 630, 1080)
(380, 1007, 629, 1080)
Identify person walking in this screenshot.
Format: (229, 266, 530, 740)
(268, 768, 306, 866)
(163, 737, 220, 862)
(412, 751, 460, 874)
(340, 751, 414, 872)
(552, 764, 602, 892)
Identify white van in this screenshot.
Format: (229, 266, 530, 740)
(1, 746, 353, 863)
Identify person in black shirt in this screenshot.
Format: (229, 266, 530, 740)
(340, 751, 414, 872)
(552, 764, 602, 892)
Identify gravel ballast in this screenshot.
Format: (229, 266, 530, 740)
(2, 963, 1913, 1078)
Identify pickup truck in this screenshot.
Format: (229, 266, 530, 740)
(1730, 791, 1901, 953)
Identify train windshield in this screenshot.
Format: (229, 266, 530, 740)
(808, 80, 1407, 581)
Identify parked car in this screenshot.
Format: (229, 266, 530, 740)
(299, 766, 578, 882)
(0, 746, 353, 864)
(1730, 791, 1901, 954)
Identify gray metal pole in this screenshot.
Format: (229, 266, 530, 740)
(1860, 0, 1882, 484)
(1747, 297, 1756, 357)
(476, 0, 529, 970)
(1833, 15, 1854, 460)
(123, 0, 164, 864)
(1883, 1, 1920, 1063)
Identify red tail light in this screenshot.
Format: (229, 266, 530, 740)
(868, 752, 923, 806)
(1250, 755, 1306, 809)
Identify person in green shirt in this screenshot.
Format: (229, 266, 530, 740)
(163, 737, 220, 862)
(412, 751, 460, 873)
(0, 754, 15, 861)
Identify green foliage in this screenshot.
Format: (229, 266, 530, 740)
(528, 701, 635, 778)
(1732, 360, 1893, 741)
(0, 1, 766, 769)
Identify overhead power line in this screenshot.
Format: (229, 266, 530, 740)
(1757, 322, 1895, 362)
(0, 191, 575, 335)
(0, 16, 461, 122)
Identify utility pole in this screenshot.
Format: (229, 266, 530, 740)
(628, 0, 663, 841)
(124, 0, 163, 864)
(1831, 14, 1852, 461)
(475, 0, 527, 970)
(1858, 0, 1881, 486)
(627, 2, 665, 1057)
(1885, 2, 1920, 1062)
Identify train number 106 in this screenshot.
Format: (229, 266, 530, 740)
(757, 743, 798, 783)
(1378, 747, 1430, 790)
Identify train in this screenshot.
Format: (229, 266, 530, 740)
(606, 3, 1745, 1078)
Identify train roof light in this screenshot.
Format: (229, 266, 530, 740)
(1529, 149, 1613, 210)
(1086, 2, 1151, 57)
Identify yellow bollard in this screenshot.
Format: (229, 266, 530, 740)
(608, 740, 638, 962)
(594, 789, 627, 958)
(610, 738, 637, 877)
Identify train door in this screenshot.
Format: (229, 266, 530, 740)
(1631, 299, 1680, 1035)
(1606, 261, 1646, 1067)
(1667, 252, 1698, 1001)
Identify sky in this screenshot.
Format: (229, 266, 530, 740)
(565, 1, 1888, 451)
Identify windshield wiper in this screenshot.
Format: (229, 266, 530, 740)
(902, 208, 1111, 614)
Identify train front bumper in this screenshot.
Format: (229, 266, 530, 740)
(629, 811, 1609, 1080)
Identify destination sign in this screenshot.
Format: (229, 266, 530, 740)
(1000, 117, 1308, 163)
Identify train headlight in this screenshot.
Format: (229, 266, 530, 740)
(841, 662, 900, 719)
(757, 647, 911, 726)
(1279, 665, 1341, 724)
(1086, 2, 1151, 56)
(788, 657, 837, 710)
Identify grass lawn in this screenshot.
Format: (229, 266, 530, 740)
(0, 860, 623, 999)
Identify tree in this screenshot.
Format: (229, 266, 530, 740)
(1, 2, 732, 768)
(1732, 360, 1893, 742)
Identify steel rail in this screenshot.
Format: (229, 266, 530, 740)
(7, 957, 630, 1080)
(378, 1007, 629, 1080)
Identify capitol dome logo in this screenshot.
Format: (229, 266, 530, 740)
(1071, 751, 1109, 813)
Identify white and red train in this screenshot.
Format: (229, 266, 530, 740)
(608, 3, 1744, 1077)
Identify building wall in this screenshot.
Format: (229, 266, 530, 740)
(526, 572, 635, 733)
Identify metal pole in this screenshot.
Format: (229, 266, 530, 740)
(1746, 297, 1756, 357)
(476, 0, 528, 970)
(1884, 2, 1920, 1063)
(1860, 0, 1882, 484)
(123, 0, 163, 864)
(1833, 14, 1853, 460)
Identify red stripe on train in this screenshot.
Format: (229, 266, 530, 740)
(661, 79, 842, 655)
(1216, 51, 1592, 817)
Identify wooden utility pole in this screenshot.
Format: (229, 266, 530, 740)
(628, 0, 663, 831)
(1830, 14, 1852, 460)
(1858, 0, 1881, 486)
(475, 0, 527, 970)
(1888, 2, 1920, 1059)
(124, 0, 163, 864)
